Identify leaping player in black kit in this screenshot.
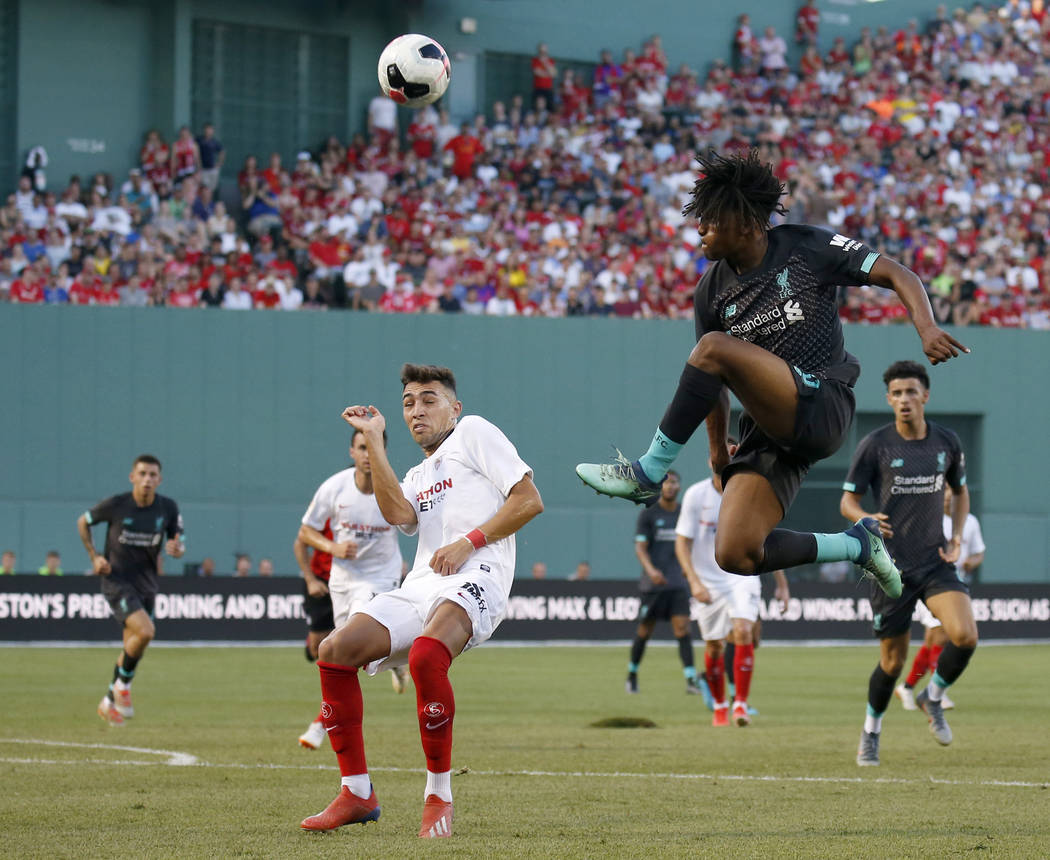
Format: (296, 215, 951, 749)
(576, 149, 968, 598)
(77, 454, 184, 726)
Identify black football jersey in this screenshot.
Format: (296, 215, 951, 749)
(694, 224, 881, 386)
(843, 421, 966, 570)
(85, 492, 183, 595)
(635, 504, 686, 592)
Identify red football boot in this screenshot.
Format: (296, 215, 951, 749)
(300, 786, 380, 831)
(418, 794, 454, 838)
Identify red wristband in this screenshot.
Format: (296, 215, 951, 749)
(465, 529, 487, 550)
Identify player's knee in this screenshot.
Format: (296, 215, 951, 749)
(714, 545, 760, 576)
(953, 627, 978, 650)
(688, 332, 731, 373)
(705, 640, 723, 659)
(880, 655, 906, 676)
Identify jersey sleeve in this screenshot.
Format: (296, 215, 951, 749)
(167, 501, 184, 540)
(457, 416, 533, 496)
(945, 432, 967, 490)
(635, 508, 653, 545)
(843, 433, 878, 497)
(966, 515, 986, 556)
(302, 476, 337, 530)
(804, 225, 881, 286)
(85, 495, 118, 526)
(675, 485, 701, 539)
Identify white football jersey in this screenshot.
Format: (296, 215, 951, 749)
(676, 477, 739, 592)
(399, 415, 532, 592)
(942, 512, 985, 575)
(302, 467, 402, 591)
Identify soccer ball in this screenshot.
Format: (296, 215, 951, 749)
(377, 34, 451, 107)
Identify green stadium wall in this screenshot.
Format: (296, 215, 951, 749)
(1, 306, 1047, 583)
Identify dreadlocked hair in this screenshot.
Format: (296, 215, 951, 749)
(682, 149, 786, 234)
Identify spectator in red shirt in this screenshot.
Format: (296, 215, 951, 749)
(9, 274, 44, 303)
(796, 0, 820, 45)
(531, 43, 557, 110)
(444, 123, 485, 180)
(262, 152, 283, 194)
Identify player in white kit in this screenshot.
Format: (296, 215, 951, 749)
(896, 486, 986, 711)
(294, 428, 406, 750)
(300, 364, 543, 839)
(675, 454, 789, 727)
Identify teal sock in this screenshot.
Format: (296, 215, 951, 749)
(638, 430, 682, 483)
(814, 532, 862, 563)
(627, 662, 639, 674)
(684, 666, 696, 680)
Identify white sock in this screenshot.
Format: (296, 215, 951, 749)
(926, 680, 945, 702)
(341, 774, 372, 798)
(715, 700, 728, 709)
(114, 679, 130, 692)
(425, 770, 452, 802)
(864, 713, 882, 734)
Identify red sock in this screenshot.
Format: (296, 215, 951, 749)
(315, 704, 324, 723)
(905, 645, 930, 687)
(929, 644, 944, 676)
(409, 636, 455, 772)
(317, 661, 367, 778)
(704, 653, 726, 705)
(733, 643, 754, 702)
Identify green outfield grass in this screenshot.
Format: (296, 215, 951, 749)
(1, 643, 1048, 859)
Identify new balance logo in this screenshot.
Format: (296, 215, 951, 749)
(829, 234, 863, 252)
(890, 458, 904, 467)
(783, 299, 804, 322)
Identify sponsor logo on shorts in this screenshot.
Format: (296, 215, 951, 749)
(458, 581, 487, 612)
(479, 564, 490, 572)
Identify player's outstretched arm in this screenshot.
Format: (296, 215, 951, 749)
(675, 535, 711, 603)
(342, 405, 417, 527)
(867, 256, 969, 365)
(428, 475, 543, 576)
(293, 536, 330, 597)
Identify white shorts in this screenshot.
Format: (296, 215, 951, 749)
(357, 563, 509, 675)
(329, 579, 388, 630)
(695, 577, 761, 642)
(913, 600, 942, 630)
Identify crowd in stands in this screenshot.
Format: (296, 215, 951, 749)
(2, 0, 1049, 328)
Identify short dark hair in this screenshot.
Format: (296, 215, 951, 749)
(883, 360, 930, 390)
(351, 427, 388, 447)
(400, 363, 457, 396)
(682, 149, 786, 234)
(665, 469, 680, 480)
(133, 454, 162, 470)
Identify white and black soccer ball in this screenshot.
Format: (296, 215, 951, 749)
(377, 34, 451, 108)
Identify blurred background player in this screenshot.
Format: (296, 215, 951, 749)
(293, 516, 335, 748)
(896, 486, 986, 712)
(300, 364, 542, 839)
(625, 470, 710, 703)
(842, 360, 978, 766)
(76, 454, 184, 726)
(676, 448, 789, 726)
(294, 428, 406, 751)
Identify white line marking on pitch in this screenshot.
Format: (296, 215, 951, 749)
(1, 739, 1045, 789)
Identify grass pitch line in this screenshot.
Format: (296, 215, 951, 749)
(2, 738, 1047, 790)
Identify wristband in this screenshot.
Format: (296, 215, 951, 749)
(465, 529, 487, 550)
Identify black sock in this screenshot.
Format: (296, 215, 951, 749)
(758, 530, 818, 572)
(120, 650, 140, 675)
(658, 364, 724, 445)
(868, 664, 898, 715)
(933, 642, 975, 686)
(724, 642, 736, 685)
(676, 635, 695, 673)
(629, 636, 647, 670)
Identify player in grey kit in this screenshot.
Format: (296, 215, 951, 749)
(625, 471, 708, 701)
(577, 149, 968, 600)
(842, 360, 977, 766)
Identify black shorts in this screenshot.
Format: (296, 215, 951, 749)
(722, 367, 855, 515)
(302, 580, 335, 633)
(870, 560, 969, 639)
(637, 587, 691, 623)
(100, 578, 156, 628)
